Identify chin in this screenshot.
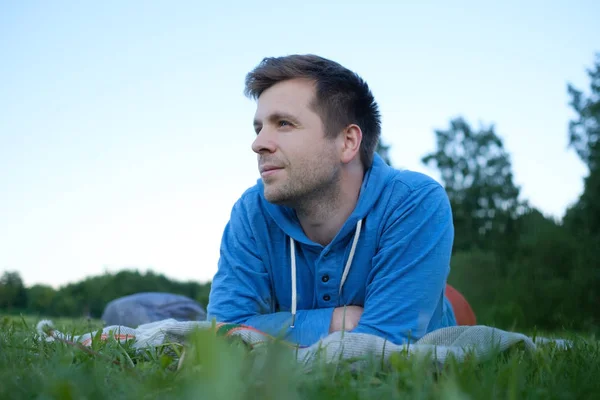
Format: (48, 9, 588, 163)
(263, 188, 292, 206)
(263, 192, 284, 205)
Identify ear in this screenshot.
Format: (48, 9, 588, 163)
(339, 124, 362, 164)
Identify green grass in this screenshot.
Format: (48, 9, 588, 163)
(2, 315, 600, 399)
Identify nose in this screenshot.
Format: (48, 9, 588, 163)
(252, 127, 277, 154)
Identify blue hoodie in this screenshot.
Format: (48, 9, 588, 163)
(207, 153, 457, 346)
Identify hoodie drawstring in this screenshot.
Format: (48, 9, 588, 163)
(289, 237, 297, 327)
(289, 219, 363, 328)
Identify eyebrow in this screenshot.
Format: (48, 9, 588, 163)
(253, 112, 300, 128)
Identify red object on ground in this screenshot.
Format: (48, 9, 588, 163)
(445, 284, 477, 326)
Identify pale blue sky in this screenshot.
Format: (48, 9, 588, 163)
(1, 1, 598, 288)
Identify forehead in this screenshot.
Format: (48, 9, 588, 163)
(254, 78, 317, 120)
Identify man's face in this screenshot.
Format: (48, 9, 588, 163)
(252, 78, 341, 206)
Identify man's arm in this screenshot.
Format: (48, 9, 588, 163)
(350, 182, 454, 344)
(206, 198, 335, 346)
(329, 305, 363, 332)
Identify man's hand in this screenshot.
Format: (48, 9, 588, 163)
(329, 305, 363, 333)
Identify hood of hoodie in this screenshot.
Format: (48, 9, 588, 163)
(257, 153, 394, 247)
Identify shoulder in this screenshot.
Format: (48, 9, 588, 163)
(373, 169, 453, 246)
(386, 169, 449, 207)
(388, 168, 443, 191)
(237, 182, 263, 209)
(227, 180, 274, 225)
(222, 181, 262, 224)
(372, 169, 452, 233)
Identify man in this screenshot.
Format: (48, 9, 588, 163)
(207, 54, 474, 347)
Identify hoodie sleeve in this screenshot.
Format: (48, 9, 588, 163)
(351, 182, 454, 344)
(206, 197, 335, 346)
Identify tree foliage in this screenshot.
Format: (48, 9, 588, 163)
(0, 269, 211, 320)
(561, 54, 600, 327)
(0, 271, 27, 310)
(421, 54, 600, 332)
(565, 54, 600, 240)
(421, 117, 524, 253)
(567, 53, 600, 172)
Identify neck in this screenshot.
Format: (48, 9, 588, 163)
(295, 162, 364, 246)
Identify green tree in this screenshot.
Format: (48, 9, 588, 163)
(566, 53, 600, 172)
(504, 209, 580, 330)
(0, 271, 28, 310)
(26, 284, 56, 315)
(563, 53, 600, 328)
(564, 53, 600, 239)
(50, 269, 212, 318)
(421, 117, 525, 253)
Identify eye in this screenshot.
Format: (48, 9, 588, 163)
(278, 120, 292, 128)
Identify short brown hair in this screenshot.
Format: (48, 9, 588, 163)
(244, 54, 382, 169)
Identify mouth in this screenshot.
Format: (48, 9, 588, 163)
(259, 165, 284, 178)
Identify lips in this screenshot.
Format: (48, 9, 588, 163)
(259, 164, 283, 174)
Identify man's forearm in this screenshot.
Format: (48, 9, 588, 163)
(208, 307, 336, 346)
(329, 306, 364, 333)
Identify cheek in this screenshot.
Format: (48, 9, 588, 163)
(281, 132, 334, 165)
(316, 139, 338, 159)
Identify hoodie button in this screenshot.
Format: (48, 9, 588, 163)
(323, 294, 331, 301)
(321, 275, 329, 282)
